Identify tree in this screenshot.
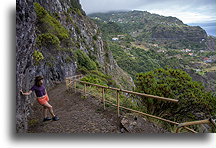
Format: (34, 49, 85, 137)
(135, 68, 216, 122)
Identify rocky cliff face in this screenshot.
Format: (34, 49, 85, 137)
(16, 0, 36, 132)
(16, 0, 133, 133)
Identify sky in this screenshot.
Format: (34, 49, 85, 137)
(80, 0, 216, 24)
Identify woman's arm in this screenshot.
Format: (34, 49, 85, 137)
(20, 90, 32, 96)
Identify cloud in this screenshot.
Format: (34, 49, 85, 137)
(80, 0, 216, 23)
(80, 0, 144, 14)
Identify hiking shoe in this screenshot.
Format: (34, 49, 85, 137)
(43, 117, 52, 122)
(52, 116, 59, 121)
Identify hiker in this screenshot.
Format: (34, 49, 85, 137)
(20, 76, 59, 122)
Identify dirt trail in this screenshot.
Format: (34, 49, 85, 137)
(28, 83, 166, 133)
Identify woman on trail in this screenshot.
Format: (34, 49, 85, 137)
(20, 76, 59, 122)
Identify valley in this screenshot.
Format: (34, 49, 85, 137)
(89, 11, 216, 93)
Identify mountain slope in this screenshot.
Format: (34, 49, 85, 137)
(89, 11, 208, 50)
(89, 11, 216, 93)
(16, 0, 133, 133)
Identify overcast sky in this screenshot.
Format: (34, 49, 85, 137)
(80, 0, 216, 24)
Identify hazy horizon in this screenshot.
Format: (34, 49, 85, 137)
(80, 0, 216, 24)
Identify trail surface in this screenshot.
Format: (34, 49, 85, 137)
(28, 83, 166, 133)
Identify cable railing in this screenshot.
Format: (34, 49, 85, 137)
(65, 75, 215, 133)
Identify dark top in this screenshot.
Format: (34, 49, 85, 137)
(30, 85, 46, 97)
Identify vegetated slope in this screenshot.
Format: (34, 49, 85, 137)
(16, 0, 133, 133)
(88, 11, 216, 132)
(89, 10, 208, 50)
(89, 11, 216, 93)
(135, 68, 216, 130)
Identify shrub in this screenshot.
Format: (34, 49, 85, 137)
(77, 67, 89, 75)
(80, 74, 108, 86)
(135, 68, 216, 122)
(65, 55, 73, 63)
(53, 12, 60, 20)
(34, 2, 47, 19)
(93, 35, 97, 41)
(75, 8, 82, 16)
(74, 25, 81, 34)
(80, 70, 118, 87)
(75, 50, 97, 71)
(33, 50, 44, 64)
(34, 2, 69, 41)
(36, 33, 60, 48)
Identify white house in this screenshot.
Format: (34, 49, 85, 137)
(112, 37, 119, 41)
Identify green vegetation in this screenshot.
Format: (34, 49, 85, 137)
(92, 35, 98, 40)
(70, 0, 82, 10)
(74, 24, 81, 34)
(93, 20, 123, 38)
(73, 49, 118, 87)
(135, 68, 216, 122)
(75, 50, 97, 71)
(65, 55, 73, 63)
(90, 11, 207, 50)
(34, 2, 69, 48)
(75, 8, 83, 16)
(109, 42, 184, 78)
(33, 50, 44, 64)
(36, 33, 60, 48)
(80, 70, 116, 87)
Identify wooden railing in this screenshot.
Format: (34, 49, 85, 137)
(65, 74, 83, 91)
(176, 118, 215, 133)
(65, 75, 215, 133)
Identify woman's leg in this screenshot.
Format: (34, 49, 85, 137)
(43, 102, 55, 117)
(43, 106, 48, 118)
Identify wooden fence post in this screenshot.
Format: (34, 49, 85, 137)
(74, 80, 77, 93)
(102, 88, 105, 110)
(117, 90, 120, 117)
(84, 83, 87, 98)
(66, 79, 69, 90)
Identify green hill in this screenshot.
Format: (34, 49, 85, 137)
(89, 10, 207, 50)
(89, 10, 216, 93)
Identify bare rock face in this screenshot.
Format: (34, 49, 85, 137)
(120, 113, 168, 133)
(16, 0, 133, 132)
(16, 0, 36, 133)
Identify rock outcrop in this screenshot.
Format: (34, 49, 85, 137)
(16, 0, 133, 133)
(120, 113, 167, 133)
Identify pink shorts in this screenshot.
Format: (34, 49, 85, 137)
(37, 95, 49, 105)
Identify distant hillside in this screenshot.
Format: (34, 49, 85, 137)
(89, 10, 216, 93)
(188, 21, 216, 37)
(89, 11, 208, 50)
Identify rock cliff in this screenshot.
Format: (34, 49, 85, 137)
(16, 0, 133, 133)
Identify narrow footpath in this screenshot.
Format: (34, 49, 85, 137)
(28, 83, 166, 133)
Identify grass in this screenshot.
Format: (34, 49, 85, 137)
(131, 42, 149, 51)
(204, 66, 216, 72)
